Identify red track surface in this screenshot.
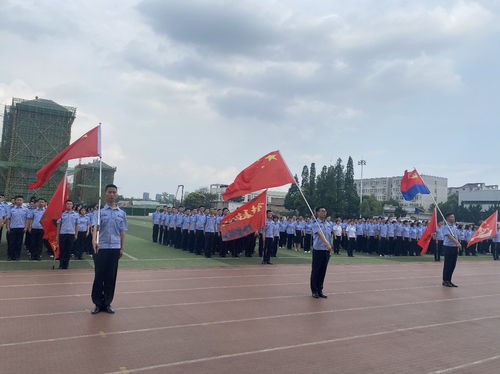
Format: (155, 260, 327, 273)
(1, 261, 500, 374)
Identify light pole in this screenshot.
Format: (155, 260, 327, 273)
(358, 160, 366, 217)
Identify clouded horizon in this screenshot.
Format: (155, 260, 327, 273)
(1, 0, 499, 197)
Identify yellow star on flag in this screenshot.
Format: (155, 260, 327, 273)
(265, 154, 277, 162)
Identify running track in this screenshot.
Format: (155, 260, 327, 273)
(1, 261, 499, 374)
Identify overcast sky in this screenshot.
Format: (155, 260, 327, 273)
(1, 0, 499, 197)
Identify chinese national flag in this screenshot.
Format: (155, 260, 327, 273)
(222, 151, 295, 201)
(418, 209, 437, 255)
(28, 125, 101, 189)
(467, 211, 498, 247)
(221, 190, 267, 241)
(41, 175, 69, 258)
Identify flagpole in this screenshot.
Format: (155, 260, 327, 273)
(53, 172, 68, 270)
(413, 168, 458, 242)
(280, 152, 329, 245)
(96, 123, 103, 249)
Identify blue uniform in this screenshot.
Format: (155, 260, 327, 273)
(205, 215, 217, 233)
(8, 206, 29, 229)
(196, 213, 206, 230)
(77, 215, 90, 232)
(57, 211, 79, 235)
(28, 208, 45, 230)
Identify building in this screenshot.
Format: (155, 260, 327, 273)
(155, 193, 162, 202)
(72, 159, 116, 205)
(458, 190, 500, 210)
(143, 192, 150, 200)
(0, 97, 76, 199)
(448, 183, 498, 196)
(354, 174, 448, 210)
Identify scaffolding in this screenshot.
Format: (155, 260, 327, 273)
(72, 159, 116, 205)
(0, 97, 76, 199)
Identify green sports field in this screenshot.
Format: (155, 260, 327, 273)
(0, 216, 494, 271)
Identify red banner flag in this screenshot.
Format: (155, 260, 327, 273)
(222, 150, 295, 201)
(221, 190, 267, 241)
(467, 211, 498, 247)
(418, 209, 437, 255)
(28, 125, 101, 189)
(41, 175, 69, 258)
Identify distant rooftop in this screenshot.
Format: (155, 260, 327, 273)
(11, 97, 76, 115)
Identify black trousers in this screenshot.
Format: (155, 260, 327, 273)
(367, 236, 376, 253)
(175, 227, 182, 248)
(74, 231, 87, 259)
(168, 228, 176, 246)
(245, 234, 256, 257)
(195, 230, 205, 254)
(158, 224, 164, 244)
(29, 229, 44, 259)
(205, 232, 214, 258)
(286, 234, 294, 249)
(356, 235, 364, 252)
(92, 249, 120, 308)
(162, 227, 168, 245)
(333, 236, 342, 254)
(443, 245, 459, 282)
(310, 250, 330, 294)
(59, 234, 74, 269)
(304, 234, 312, 251)
(8, 228, 24, 260)
(188, 231, 196, 253)
(152, 224, 159, 243)
(379, 238, 387, 255)
(347, 237, 355, 256)
(263, 237, 273, 263)
(493, 242, 500, 260)
(435, 240, 443, 261)
(273, 237, 279, 257)
(182, 229, 189, 250)
(279, 232, 286, 247)
(387, 237, 395, 256)
(258, 234, 264, 257)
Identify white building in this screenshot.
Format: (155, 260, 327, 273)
(354, 174, 448, 210)
(448, 183, 498, 196)
(458, 190, 500, 210)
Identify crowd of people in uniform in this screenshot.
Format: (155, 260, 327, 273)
(151, 205, 500, 263)
(0, 194, 101, 269)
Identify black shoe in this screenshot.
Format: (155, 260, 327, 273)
(267, 261, 273, 265)
(104, 306, 115, 314)
(261, 261, 266, 264)
(91, 306, 102, 314)
(318, 293, 328, 298)
(442, 281, 452, 287)
(449, 282, 458, 287)
(312, 293, 320, 298)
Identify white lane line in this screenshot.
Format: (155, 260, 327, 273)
(1, 276, 499, 302)
(122, 252, 138, 261)
(100, 313, 500, 373)
(428, 354, 500, 373)
(1, 292, 500, 348)
(0, 282, 478, 320)
(1, 270, 499, 288)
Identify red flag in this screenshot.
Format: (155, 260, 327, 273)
(28, 125, 101, 189)
(418, 209, 437, 255)
(221, 190, 267, 241)
(222, 151, 295, 201)
(467, 211, 498, 247)
(41, 175, 69, 258)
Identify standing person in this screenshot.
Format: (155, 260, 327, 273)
(75, 207, 91, 260)
(356, 219, 365, 254)
(378, 220, 388, 257)
(27, 198, 46, 261)
(310, 207, 333, 299)
(294, 217, 305, 251)
(262, 210, 275, 264)
(195, 206, 206, 255)
(6, 196, 29, 261)
(442, 213, 461, 287)
(279, 217, 287, 248)
(188, 208, 198, 253)
(152, 206, 161, 243)
(204, 208, 217, 258)
(303, 217, 313, 253)
(56, 200, 78, 269)
(346, 219, 356, 257)
(272, 216, 280, 257)
(91, 184, 127, 314)
(387, 220, 396, 257)
(492, 224, 500, 261)
(286, 217, 295, 250)
(0, 194, 7, 245)
(181, 209, 191, 251)
(332, 219, 342, 255)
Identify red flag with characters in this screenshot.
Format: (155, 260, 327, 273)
(29, 125, 101, 189)
(467, 211, 498, 247)
(222, 151, 295, 201)
(41, 175, 69, 258)
(221, 191, 267, 241)
(418, 209, 437, 255)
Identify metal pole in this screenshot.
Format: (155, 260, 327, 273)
(358, 160, 366, 218)
(96, 156, 102, 246)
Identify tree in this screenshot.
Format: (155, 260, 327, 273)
(284, 174, 300, 213)
(309, 163, 316, 206)
(333, 158, 345, 217)
(183, 192, 206, 209)
(344, 156, 359, 218)
(360, 195, 382, 217)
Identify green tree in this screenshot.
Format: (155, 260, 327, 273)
(344, 156, 359, 218)
(360, 195, 383, 217)
(183, 192, 206, 209)
(284, 174, 300, 213)
(333, 158, 345, 217)
(309, 163, 316, 207)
